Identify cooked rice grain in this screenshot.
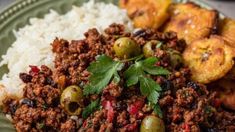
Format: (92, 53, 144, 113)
(0, 0, 133, 104)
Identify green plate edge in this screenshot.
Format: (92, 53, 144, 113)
(0, 0, 225, 131)
(0, 0, 118, 78)
(0, 0, 225, 79)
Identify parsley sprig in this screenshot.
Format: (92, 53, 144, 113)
(82, 99, 100, 118)
(83, 55, 169, 117)
(124, 57, 169, 104)
(83, 55, 123, 95)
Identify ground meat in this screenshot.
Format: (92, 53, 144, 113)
(176, 88, 198, 106)
(60, 119, 76, 132)
(162, 82, 235, 132)
(104, 23, 126, 35)
(13, 105, 41, 131)
(52, 28, 115, 87)
(3, 66, 74, 131)
(103, 83, 123, 97)
(117, 111, 129, 127)
(22, 66, 60, 107)
(3, 24, 235, 132)
(159, 95, 174, 107)
(2, 98, 19, 114)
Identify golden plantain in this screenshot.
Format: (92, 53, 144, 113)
(219, 18, 235, 48)
(164, 2, 218, 45)
(119, 0, 171, 29)
(183, 36, 234, 84)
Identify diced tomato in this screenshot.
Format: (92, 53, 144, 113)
(82, 120, 87, 127)
(29, 65, 40, 75)
(128, 100, 144, 115)
(134, 100, 144, 108)
(104, 100, 112, 110)
(102, 100, 114, 123)
(182, 123, 190, 132)
(107, 107, 114, 123)
(128, 104, 139, 115)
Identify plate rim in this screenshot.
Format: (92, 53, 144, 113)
(0, 0, 226, 25)
(0, 0, 228, 131)
(0, 0, 42, 25)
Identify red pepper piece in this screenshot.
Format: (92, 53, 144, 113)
(29, 65, 40, 75)
(102, 100, 114, 123)
(182, 123, 190, 132)
(128, 100, 144, 115)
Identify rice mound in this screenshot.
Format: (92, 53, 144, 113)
(0, 0, 133, 104)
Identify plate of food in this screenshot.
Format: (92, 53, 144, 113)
(0, 0, 234, 131)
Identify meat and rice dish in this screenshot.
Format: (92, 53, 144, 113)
(1, 0, 235, 132)
(2, 24, 235, 131)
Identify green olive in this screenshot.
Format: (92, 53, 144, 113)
(140, 115, 165, 132)
(113, 37, 141, 59)
(167, 49, 183, 69)
(60, 85, 83, 115)
(143, 40, 160, 58)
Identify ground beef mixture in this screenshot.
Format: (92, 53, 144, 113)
(3, 24, 235, 132)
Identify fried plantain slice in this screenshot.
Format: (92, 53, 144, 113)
(219, 18, 235, 48)
(119, 0, 171, 29)
(164, 2, 218, 45)
(183, 35, 234, 84)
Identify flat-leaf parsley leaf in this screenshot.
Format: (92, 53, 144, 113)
(124, 57, 169, 104)
(83, 55, 123, 95)
(82, 99, 100, 118)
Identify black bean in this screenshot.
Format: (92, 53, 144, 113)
(201, 127, 217, 132)
(161, 80, 174, 91)
(19, 73, 32, 83)
(21, 98, 35, 107)
(187, 82, 200, 90)
(45, 77, 56, 87)
(9, 104, 17, 114)
(133, 29, 146, 37)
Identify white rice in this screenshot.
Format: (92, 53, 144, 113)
(0, 0, 133, 104)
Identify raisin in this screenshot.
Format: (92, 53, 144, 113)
(9, 103, 17, 114)
(19, 73, 32, 83)
(187, 82, 200, 90)
(161, 80, 174, 91)
(201, 127, 217, 132)
(21, 98, 35, 107)
(133, 29, 146, 37)
(45, 77, 56, 87)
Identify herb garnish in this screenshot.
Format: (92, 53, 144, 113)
(124, 57, 169, 104)
(83, 54, 169, 117)
(82, 99, 100, 119)
(83, 55, 123, 95)
(153, 104, 163, 118)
